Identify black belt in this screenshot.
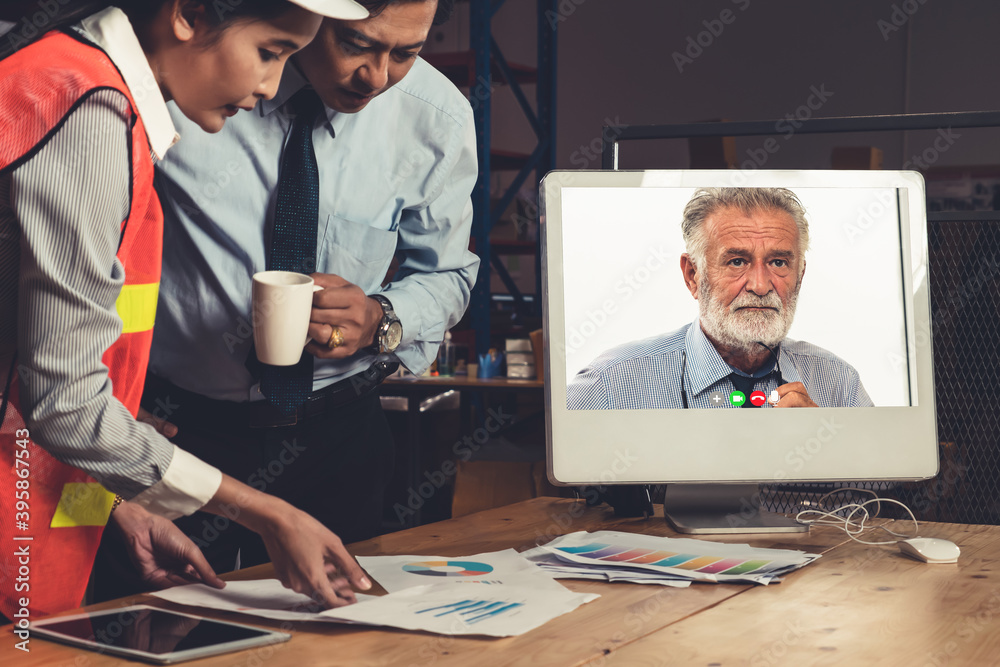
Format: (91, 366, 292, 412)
(144, 360, 399, 429)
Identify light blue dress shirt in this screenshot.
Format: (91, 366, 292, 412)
(148, 59, 480, 401)
(567, 320, 874, 409)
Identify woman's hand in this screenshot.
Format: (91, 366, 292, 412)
(111, 501, 225, 590)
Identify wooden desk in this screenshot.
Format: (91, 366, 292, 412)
(380, 376, 545, 526)
(7, 498, 1000, 666)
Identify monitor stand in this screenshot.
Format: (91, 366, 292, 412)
(663, 483, 808, 534)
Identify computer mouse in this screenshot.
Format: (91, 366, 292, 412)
(898, 538, 960, 563)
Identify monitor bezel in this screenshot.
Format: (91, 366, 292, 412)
(541, 169, 938, 486)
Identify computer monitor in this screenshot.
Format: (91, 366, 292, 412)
(540, 170, 939, 533)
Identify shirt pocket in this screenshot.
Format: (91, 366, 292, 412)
(317, 214, 397, 293)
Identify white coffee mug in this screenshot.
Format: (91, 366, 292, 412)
(251, 271, 321, 366)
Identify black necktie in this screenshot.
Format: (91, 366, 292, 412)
(729, 372, 760, 408)
(259, 90, 324, 415)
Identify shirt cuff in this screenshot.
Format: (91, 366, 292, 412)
(381, 289, 436, 350)
(129, 445, 223, 520)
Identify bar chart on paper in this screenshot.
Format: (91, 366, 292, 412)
(416, 598, 525, 625)
(321, 582, 599, 637)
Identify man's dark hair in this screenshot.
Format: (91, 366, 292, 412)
(356, 0, 454, 26)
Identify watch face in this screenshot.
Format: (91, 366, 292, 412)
(385, 321, 403, 351)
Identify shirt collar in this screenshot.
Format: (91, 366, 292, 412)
(77, 8, 179, 160)
(684, 320, 801, 396)
(261, 63, 347, 138)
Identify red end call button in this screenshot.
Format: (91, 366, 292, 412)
(749, 391, 767, 407)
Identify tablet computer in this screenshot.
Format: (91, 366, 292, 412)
(31, 604, 291, 664)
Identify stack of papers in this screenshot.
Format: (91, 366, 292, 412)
(520, 530, 820, 586)
(152, 549, 597, 638)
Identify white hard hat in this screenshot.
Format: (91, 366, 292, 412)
(288, 0, 369, 20)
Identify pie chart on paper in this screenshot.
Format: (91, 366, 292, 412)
(402, 560, 495, 577)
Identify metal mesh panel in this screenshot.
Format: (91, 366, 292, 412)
(906, 217, 1000, 524)
(757, 217, 1000, 525)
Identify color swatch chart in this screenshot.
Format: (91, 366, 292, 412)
(556, 542, 780, 576)
(526, 530, 821, 585)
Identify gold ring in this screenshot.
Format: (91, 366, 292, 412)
(326, 326, 344, 349)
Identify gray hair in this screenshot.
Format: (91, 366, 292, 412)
(681, 187, 810, 269)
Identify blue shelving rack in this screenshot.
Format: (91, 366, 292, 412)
(426, 0, 558, 355)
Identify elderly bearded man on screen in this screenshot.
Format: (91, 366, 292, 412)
(567, 187, 874, 410)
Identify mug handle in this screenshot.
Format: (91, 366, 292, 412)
(305, 284, 325, 345)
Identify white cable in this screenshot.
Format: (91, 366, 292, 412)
(794, 489, 919, 546)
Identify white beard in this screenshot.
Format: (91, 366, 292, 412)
(697, 276, 799, 356)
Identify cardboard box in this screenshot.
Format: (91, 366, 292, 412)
(505, 338, 532, 352)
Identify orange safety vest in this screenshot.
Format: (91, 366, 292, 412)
(0, 30, 162, 619)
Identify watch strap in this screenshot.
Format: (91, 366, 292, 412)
(372, 294, 401, 353)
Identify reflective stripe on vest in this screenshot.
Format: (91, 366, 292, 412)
(116, 282, 159, 333)
(50, 483, 116, 527)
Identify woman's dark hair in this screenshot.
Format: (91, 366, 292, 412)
(356, 0, 455, 26)
(1, 0, 299, 58)
(119, 0, 297, 31)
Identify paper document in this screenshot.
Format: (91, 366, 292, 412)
(522, 530, 820, 585)
(320, 582, 597, 637)
(152, 578, 598, 637)
(151, 579, 372, 623)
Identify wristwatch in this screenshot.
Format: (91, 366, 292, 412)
(371, 294, 403, 354)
